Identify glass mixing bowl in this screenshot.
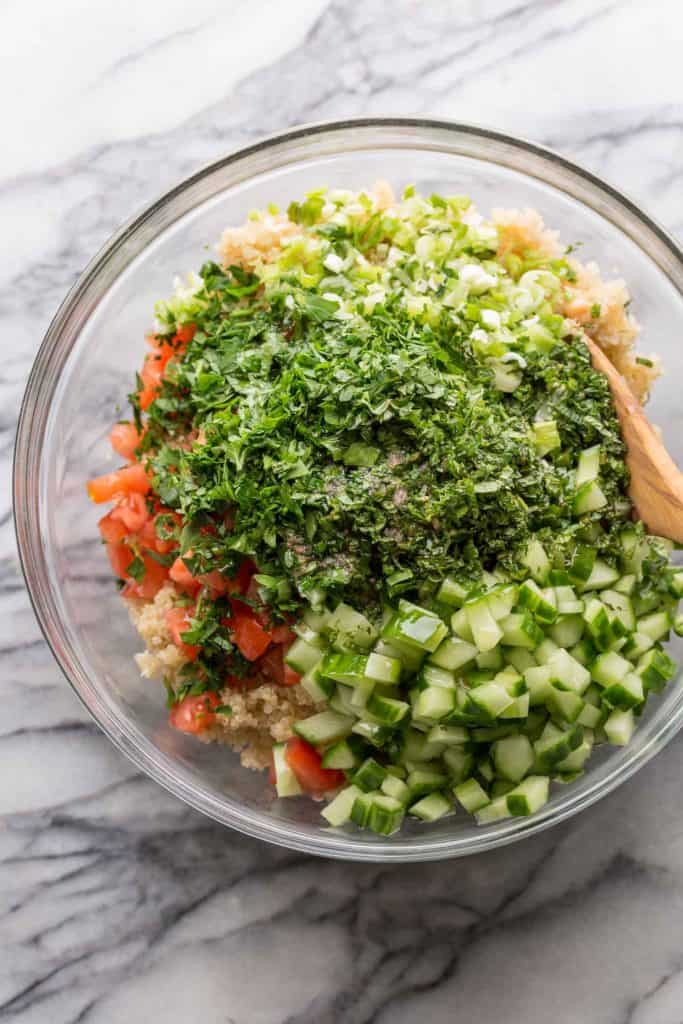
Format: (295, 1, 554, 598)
(14, 119, 683, 861)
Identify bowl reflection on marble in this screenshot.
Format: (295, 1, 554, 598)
(14, 119, 683, 861)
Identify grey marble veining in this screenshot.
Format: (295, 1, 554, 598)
(3, 1, 683, 1020)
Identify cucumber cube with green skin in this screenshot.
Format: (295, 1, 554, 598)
(570, 635, 597, 666)
(495, 665, 526, 695)
(500, 693, 531, 719)
(465, 681, 514, 722)
(350, 791, 376, 827)
(326, 603, 378, 652)
(623, 631, 655, 660)
(637, 610, 672, 643)
(584, 598, 614, 651)
(367, 795, 405, 835)
(321, 785, 362, 827)
(583, 559, 620, 591)
(350, 676, 375, 709)
(493, 734, 534, 782)
(428, 636, 478, 672)
(534, 721, 583, 770)
(549, 569, 572, 586)
(381, 775, 411, 804)
(320, 652, 369, 685)
(465, 599, 503, 652)
(382, 602, 448, 653)
(285, 637, 324, 675)
(272, 742, 302, 797)
(491, 779, 517, 798)
(294, 711, 355, 746)
(450, 606, 475, 642)
(427, 724, 469, 746)
(578, 703, 603, 729)
(669, 569, 683, 598)
(505, 648, 537, 673)
(637, 648, 677, 693)
(407, 767, 449, 798)
(546, 685, 584, 723)
(485, 584, 519, 621)
(475, 796, 511, 823)
(364, 651, 402, 684)
(400, 730, 446, 764)
(443, 746, 474, 783)
(614, 573, 637, 596)
(604, 708, 635, 746)
(300, 664, 336, 703)
(574, 480, 607, 515)
(568, 545, 596, 585)
(409, 792, 452, 821)
(549, 614, 585, 648)
(476, 648, 505, 671)
(535, 638, 559, 664)
(414, 664, 457, 690)
(603, 672, 644, 710)
(522, 539, 551, 584)
(472, 725, 518, 742)
(547, 648, 591, 694)
(476, 757, 494, 782)
(351, 720, 393, 747)
(506, 776, 550, 816)
(353, 757, 388, 792)
(366, 692, 410, 726)
(321, 736, 367, 770)
(436, 576, 470, 607)
(412, 685, 456, 723)
(500, 612, 544, 649)
(601, 590, 636, 633)
(556, 731, 594, 772)
(575, 444, 601, 485)
(590, 650, 631, 688)
(532, 419, 561, 456)
(521, 709, 549, 740)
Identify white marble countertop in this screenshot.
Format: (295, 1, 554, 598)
(3, 1, 683, 1021)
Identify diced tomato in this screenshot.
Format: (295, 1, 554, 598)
(224, 558, 256, 596)
(258, 645, 286, 685)
(229, 613, 272, 661)
(87, 463, 151, 503)
(270, 623, 295, 645)
(165, 607, 200, 661)
(109, 422, 142, 461)
(122, 554, 168, 599)
(106, 540, 135, 579)
(169, 554, 200, 594)
(197, 570, 228, 597)
(173, 323, 196, 347)
(98, 511, 128, 545)
(169, 692, 220, 735)
(111, 491, 149, 533)
(284, 664, 302, 686)
(145, 510, 182, 554)
(139, 353, 164, 410)
(284, 738, 345, 794)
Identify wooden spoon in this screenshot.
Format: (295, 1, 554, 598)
(584, 335, 683, 543)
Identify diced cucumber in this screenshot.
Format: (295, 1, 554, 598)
(381, 774, 411, 804)
(574, 480, 607, 515)
(583, 559, 620, 591)
(416, 664, 457, 690)
(382, 601, 448, 652)
(476, 647, 505, 671)
(518, 579, 557, 624)
(495, 665, 525, 696)
(622, 630, 654, 660)
(577, 702, 602, 728)
(584, 597, 614, 651)
(412, 685, 456, 723)
(638, 610, 672, 643)
(535, 637, 559, 664)
(429, 635, 477, 672)
(522, 539, 551, 584)
(350, 791, 375, 827)
(365, 692, 410, 726)
(400, 729, 446, 764)
(500, 693, 530, 718)
(321, 784, 361, 826)
(475, 795, 511, 823)
(476, 756, 494, 782)
(549, 614, 585, 648)
(534, 721, 583, 770)
(320, 652, 369, 685)
(465, 681, 514, 721)
(637, 648, 676, 693)
(443, 746, 474, 783)
(505, 648, 537, 673)
(491, 779, 517, 798)
(485, 584, 519, 621)
(368, 794, 405, 835)
(353, 757, 388, 792)
(321, 736, 366, 770)
(532, 419, 561, 456)
(272, 742, 302, 797)
(500, 612, 544, 648)
(547, 648, 591, 694)
(407, 766, 449, 797)
(669, 569, 683, 598)
(614, 573, 636, 596)
(604, 707, 635, 746)
(300, 664, 336, 703)
(575, 444, 601, 485)
(601, 589, 636, 633)
(570, 635, 597, 666)
(492, 734, 534, 782)
(351, 720, 392, 747)
(437, 576, 470, 607)
(454, 777, 489, 812)
(285, 637, 324, 675)
(450, 606, 474, 642)
(520, 709, 548, 740)
(326, 603, 377, 653)
(506, 775, 549, 816)
(465, 599, 504, 652)
(546, 686, 584, 723)
(294, 710, 354, 746)
(409, 792, 452, 821)
(427, 724, 469, 746)
(365, 651, 402, 684)
(591, 650, 630, 688)
(568, 545, 596, 585)
(556, 730, 593, 772)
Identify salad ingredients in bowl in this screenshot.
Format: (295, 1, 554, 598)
(86, 179, 681, 838)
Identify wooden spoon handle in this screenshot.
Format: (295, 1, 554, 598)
(584, 337, 683, 543)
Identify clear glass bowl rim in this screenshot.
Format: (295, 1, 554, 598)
(13, 117, 683, 862)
